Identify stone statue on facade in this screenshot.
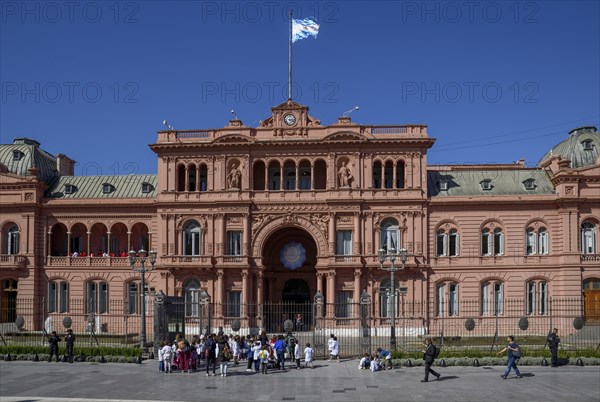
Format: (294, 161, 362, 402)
(228, 164, 242, 189)
(337, 161, 352, 187)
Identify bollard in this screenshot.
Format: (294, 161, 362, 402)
(149, 352, 155, 359)
(576, 357, 584, 366)
(473, 358, 480, 367)
(541, 358, 548, 366)
(33, 354, 39, 362)
(405, 359, 412, 367)
(439, 359, 447, 367)
(136, 356, 143, 364)
(100, 356, 106, 363)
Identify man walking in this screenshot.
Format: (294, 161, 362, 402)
(547, 328, 560, 367)
(420, 338, 441, 382)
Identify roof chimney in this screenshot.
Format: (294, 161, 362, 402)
(56, 153, 75, 176)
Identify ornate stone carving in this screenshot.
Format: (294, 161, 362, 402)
(227, 217, 242, 224)
(227, 163, 242, 190)
(374, 213, 382, 227)
(337, 215, 352, 223)
(282, 212, 299, 224)
(309, 214, 329, 236)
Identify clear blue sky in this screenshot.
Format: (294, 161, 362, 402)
(1, 0, 599, 175)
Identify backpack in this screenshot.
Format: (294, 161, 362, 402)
(512, 345, 522, 358)
(433, 345, 441, 359)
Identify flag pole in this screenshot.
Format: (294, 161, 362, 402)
(288, 9, 292, 101)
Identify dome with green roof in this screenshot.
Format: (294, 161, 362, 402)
(537, 126, 599, 168)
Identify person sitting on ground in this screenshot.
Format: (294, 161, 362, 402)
(370, 354, 381, 372)
(358, 352, 371, 370)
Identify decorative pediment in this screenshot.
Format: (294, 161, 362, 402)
(259, 99, 321, 130)
(323, 131, 366, 143)
(212, 134, 254, 144)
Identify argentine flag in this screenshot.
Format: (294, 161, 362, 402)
(292, 17, 320, 43)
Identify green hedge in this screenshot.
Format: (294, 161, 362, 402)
(0, 345, 142, 358)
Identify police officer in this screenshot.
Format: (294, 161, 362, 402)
(547, 328, 560, 367)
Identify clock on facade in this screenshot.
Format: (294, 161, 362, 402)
(283, 113, 297, 126)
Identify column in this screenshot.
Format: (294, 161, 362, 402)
(148, 232, 153, 252)
(86, 231, 91, 255)
(242, 270, 249, 319)
(310, 163, 314, 190)
(216, 269, 224, 317)
(327, 271, 336, 318)
(328, 213, 335, 255)
(380, 164, 385, 189)
(242, 214, 249, 256)
(264, 164, 269, 190)
(127, 232, 132, 252)
(196, 165, 201, 191)
(354, 269, 362, 317)
(67, 232, 71, 255)
(279, 164, 284, 191)
(256, 271, 264, 305)
(295, 164, 299, 190)
(316, 272, 324, 294)
(392, 161, 397, 189)
(184, 166, 189, 191)
(47, 232, 52, 257)
(106, 232, 111, 254)
(353, 212, 361, 255)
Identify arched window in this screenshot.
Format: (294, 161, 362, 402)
(48, 280, 69, 313)
(199, 164, 208, 191)
(436, 282, 459, 317)
(581, 222, 597, 254)
(5, 225, 19, 255)
(188, 164, 197, 191)
(481, 225, 503, 256)
(436, 228, 460, 257)
(380, 219, 400, 253)
(372, 161, 382, 188)
(268, 162, 281, 190)
(526, 226, 549, 255)
(384, 161, 393, 189)
(526, 280, 549, 315)
(396, 161, 405, 189)
(481, 281, 503, 316)
(183, 220, 201, 256)
(177, 165, 186, 192)
(184, 279, 200, 317)
(87, 281, 108, 314)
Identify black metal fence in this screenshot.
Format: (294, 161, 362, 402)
(1, 296, 598, 356)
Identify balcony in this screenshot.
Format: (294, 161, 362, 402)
(45, 256, 130, 267)
(581, 254, 600, 263)
(0, 254, 28, 269)
(160, 255, 212, 266)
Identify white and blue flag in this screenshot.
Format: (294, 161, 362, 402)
(292, 17, 320, 43)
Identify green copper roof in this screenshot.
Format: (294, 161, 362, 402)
(0, 138, 59, 184)
(538, 126, 599, 168)
(46, 174, 157, 199)
(427, 169, 555, 197)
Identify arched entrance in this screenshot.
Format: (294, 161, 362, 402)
(261, 227, 317, 332)
(1, 279, 18, 323)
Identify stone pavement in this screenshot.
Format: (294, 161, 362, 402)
(0, 359, 599, 402)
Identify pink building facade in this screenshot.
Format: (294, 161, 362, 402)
(1, 101, 599, 335)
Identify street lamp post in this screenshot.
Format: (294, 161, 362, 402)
(378, 247, 408, 350)
(128, 248, 157, 353)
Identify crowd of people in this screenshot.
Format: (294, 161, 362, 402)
(157, 330, 316, 376)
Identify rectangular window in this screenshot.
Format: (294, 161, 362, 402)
(225, 291, 241, 317)
(89, 282, 109, 314)
(493, 283, 504, 315)
(526, 282, 535, 315)
(526, 231, 536, 255)
(449, 231, 459, 256)
(127, 282, 138, 314)
(59, 282, 69, 313)
(481, 283, 490, 316)
(436, 232, 446, 256)
(539, 231, 548, 255)
(436, 283, 445, 317)
(494, 231, 504, 255)
(538, 282, 548, 315)
(185, 289, 199, 317)
(335, 291, 353, 318)
(227, 231, 242, 256)
(336, 231, 353, 255)
(48, 282, 57, 313)
(448, 283, 458, 316)
(482, 231, 491, 255)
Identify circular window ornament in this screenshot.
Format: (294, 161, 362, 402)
(280, 241, 307, 270)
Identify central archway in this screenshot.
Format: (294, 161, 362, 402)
(262, 227, 317, 332)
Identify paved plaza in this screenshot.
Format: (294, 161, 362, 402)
(0, 359, 599, 402)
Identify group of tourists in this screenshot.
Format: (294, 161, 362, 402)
(157, 330, 317, 376)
